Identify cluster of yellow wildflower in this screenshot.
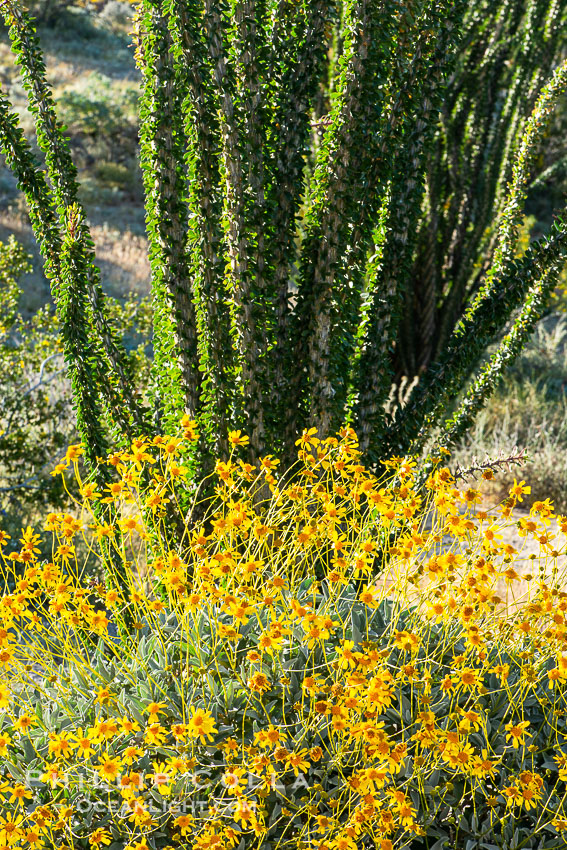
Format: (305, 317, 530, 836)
(0, 425, 567, 847)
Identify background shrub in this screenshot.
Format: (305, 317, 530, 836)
(454, 314, 567, 511)
(56, 73, 142, 205)
(23, 0, 135, 26)
(0, 235, 151, 557)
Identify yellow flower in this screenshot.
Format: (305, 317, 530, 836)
(509, 478, 531, 502)
(505, 720, 531, 748)
(122, 745, 144, 765)
(458, 668, 482, 689)
(233, 797, 257, 826)
(359, 584, 379, 608)
(97, 754, 123, 783)
(119, 515, 141, 535)
(222, 767, 247, 795)
(458, 709, 482, 732)
(119, 715, 140, 735)
(75, 728, 96, 758)
(171, 723, 188, 740)
(260, 455, 280, 472)
(89, 828, 112, 846)
(316, 814, 334, 832)
(0, 645, 13, 667)
(228, 430, 250, 447)
(161, 436, 183, 456)
(462, 487, 482, 505)
(229, 599, 254, 624)
(24, 827, 43, 849)
(146, 701, 167, 723)
(7, 783, 32, 805)
(330, 833, 357, 850)
(295, 427, 320, 449)
(92, 522, 115, 541)
(288, 749, 311, 775)
(50, 461, 69, 476)
(41, 764, 65, 788)
(167, 755, 188, 774)
(96, 687, 113, 705)
(146, 488, 168, 511)
(0, 812, 24, 844)
(14, 714, 35, 734)
(48, 731, 76, 759)
(187, 708, 217, 743)
(248, 671, 270, 693)
(180, 415, 200, 440)
(531, 498, 554, 518)
(174, 814, 194, 836)
(483, 523, 502, 544)
(168, 461, 188, 479)
(0, 731, 11, 756)
(144, 723, 167, 746)
(258, 631, 283, 654)
(66, 444, 84, 462)
(255, 725, 285, 748)
(90, 610, 109, 633)
(393, 630, 420, 653)
(148, 762, 172, 795)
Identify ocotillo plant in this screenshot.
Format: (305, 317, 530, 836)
(1, 0, 567, 502)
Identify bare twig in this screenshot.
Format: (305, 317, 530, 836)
(452, 447, 529, 482)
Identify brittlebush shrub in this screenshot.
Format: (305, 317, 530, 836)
(3, 425, 567, 849)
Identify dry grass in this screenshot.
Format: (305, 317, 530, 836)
(452, 313, 567, 512)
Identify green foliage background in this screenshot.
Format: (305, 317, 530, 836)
(1, 0, 567, 536)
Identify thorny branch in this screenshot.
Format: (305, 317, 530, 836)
(452, 448, 529, 482)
